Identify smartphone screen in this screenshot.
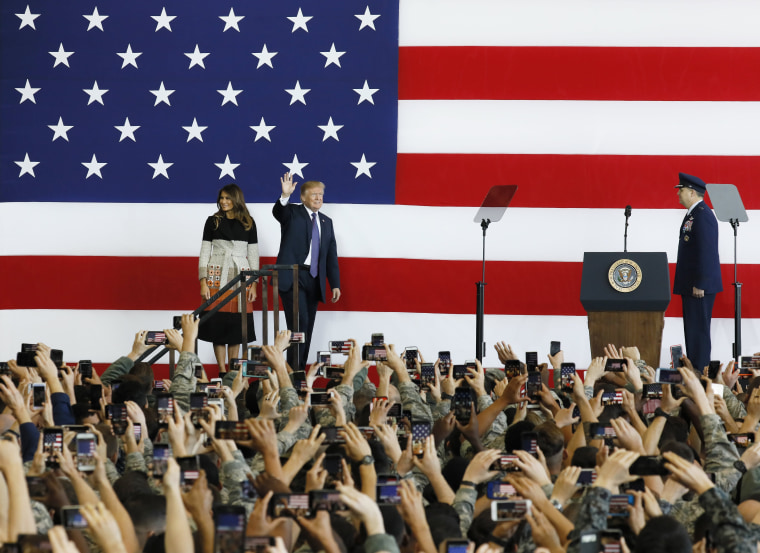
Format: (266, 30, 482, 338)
(643, 383, 662, 399)
(214, 506, 246, 553)
(608, 494, 634, 517)
(708, 360, 721, 380)
(216, 421, 249, 441)
(670, 345, 683, 368)
(411, 422, 431, 456)
(78, 360, 93, 379)
(319, 427, 345, 445)
(310, 391, 332, 406)
(61, 506, 88, 529)
(76, 433, 97, 472)
(578, 468, 597, 485)
(520, 431, 538, 455)
(525, 351, 538, 371)
(550, 341, 561, 356)
(157, 393, 174, 423)
(444, 540, 470, 553)
(329, 341, 351, 354)
(177, 455, 200, 487)
(269, 493, 311, 518)
(32, 383, 46, 408)
(371, 333, 384, 346)
(453, 387, 473, 423)
(491, 500, 532, 521)
(404, 347, 418, 373)
(310, 489, 347, 512)
(317, 351, 331, 366)
(420, 363, 435, 388)
(43, 428, 63, 467)
(486, 481, 517, 499)
(655, 368, 682, 384)
(145, 331, 167, 345)
(152, 443, 170, 478)
(504, 359, 521, 378)
(604, 358, 626, 372)
(376, 483, 401, 504)
(560, 363, 575, 391)
(243, 362, 269, 379)
(438, 351, 451, 373)
(526, 372, 541, 399)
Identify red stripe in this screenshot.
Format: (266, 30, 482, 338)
(395, 153, 760, 209)
(4, 256, 758, 319)
(399, 46, 760, 101)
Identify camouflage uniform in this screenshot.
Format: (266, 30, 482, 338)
(247, 429, 299, 475)
(398, 381, 433, 423)
(100, 356, 134, 386)
(221, 451, 256, 518)
(170, 351, 200, 412)
(565, 487, 612, 553)
(699, 486, 760, 553)
(722, 386, 747, 420)
(31, 499, 54, 534)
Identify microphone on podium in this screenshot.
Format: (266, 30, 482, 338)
(624, 205, 631, 252)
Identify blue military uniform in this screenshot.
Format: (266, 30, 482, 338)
(673, 172, 722, 372)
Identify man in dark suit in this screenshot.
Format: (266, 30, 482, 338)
(273, 172, 341, 369)
(673, 172, 722, 373)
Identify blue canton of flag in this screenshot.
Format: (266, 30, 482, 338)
(1, 1, 399, 204)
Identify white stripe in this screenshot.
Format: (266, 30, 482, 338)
(2, 309, 756, 369)
(2, 203, 757, 264)
(400, 0, 760, 47)
(398, 100, 760, 156)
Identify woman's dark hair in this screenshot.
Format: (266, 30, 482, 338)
(215, 184, 253, 230)
(570, 446, 599, 469)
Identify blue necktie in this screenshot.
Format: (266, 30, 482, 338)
(310, 213, 319, 278)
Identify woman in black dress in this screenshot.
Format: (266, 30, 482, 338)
(198, 184, 258, 372)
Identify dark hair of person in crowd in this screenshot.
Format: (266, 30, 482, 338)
(634, 516, 692, 553)
(570, 446, 599, 469)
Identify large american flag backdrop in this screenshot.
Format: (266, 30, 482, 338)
(2, 0, 760, 372)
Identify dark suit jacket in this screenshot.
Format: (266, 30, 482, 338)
(673, 201, 722, 295)
(273, 200, 340, 302)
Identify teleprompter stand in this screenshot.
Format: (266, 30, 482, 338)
(473, 185, 518, 361)
(706, 184, 749, 364)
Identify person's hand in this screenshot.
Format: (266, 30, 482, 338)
(128, 330, 151, 360)
(611, 417, 645, 454)
(181, 470, 214, 522)
(368, 398, 391, 427)
(593, 449, 639, 492)
(164, 329, 183, 351)
(280, 171, 297, 197)
(507, 473, 550, 508)
(676, 366, 712, 414)
(441, 364, 456, 396)
(513, 450, 551, 486)
(54, 446, 79, 479)
(200, 280, 211, 300)
(462, 449, 501, 485)
(125, 400, 147, 427)
(180, 314, 199, 349)
(341, 423, 372, 462)
(273, 329, 291, 352)
(551, 466, 581, 505)
(0, 375, 31, 422)
(525, 508, 562, 552)
(604, 344, 623, 359)
(660, 383, 686, 412)
(536, 384, 559, 414)
(494, 342, 518, 364)
(305, 453, 328, 492)
(397, 478, 427, 526)
(465, 360, 487, 397)
(80, 502, 125, 552)
(427, 364, 442, 402)
(331, 288, 341, 303)
(245, 419, 279, 454)
(554, 403, 579, 429)
(547, 350, 564, 370)
(34, 349, 58, 383)
(247, 282, 258, 303)
(413, 435, 443, 477)
(503, 373, 528, 405)
(621, 346, 641, 362)
(432, 411, 456, 447)
(588, 389, 605, 419)
(692, 286, 705, 298)
(640, 487, 663, 518)
(396, 433, 415, 476)
(739, 439, 760, 471)
(59, 366, 76, 395)
(623, 357, 643, 390)
(661, 476, 689, 505)
(640, 365, 656, 385)
(48, 526, 81, 553)
(336, 482, 386, 535)
(456, 404, 481, 448)
(328, 390, 347, 427)
(259, 390, 280, 420)
(627, 491, 647, 535)
(721, 360, 739, 390)
(663, 451, 714, 495)
(585, 356, 606, 387)
(167, 404, 188, 457)
(283, 404, 309, 434)
(493, 377, 509, 400)
(373, 424, 402, 465)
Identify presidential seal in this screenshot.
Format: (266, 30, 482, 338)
(608, 259, 642, 293)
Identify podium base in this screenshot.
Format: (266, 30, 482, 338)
(587, 311, 664, 367)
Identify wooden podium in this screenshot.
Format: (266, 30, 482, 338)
(580, 252, 671, 367)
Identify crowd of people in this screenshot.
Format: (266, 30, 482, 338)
(1, 313, 760, 553)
